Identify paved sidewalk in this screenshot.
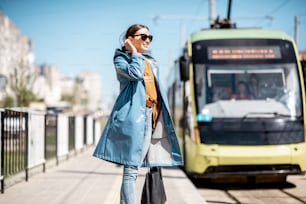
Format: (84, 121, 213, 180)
(0, 146, 206, 204)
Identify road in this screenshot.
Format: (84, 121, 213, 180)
(194, 175, 306, 204)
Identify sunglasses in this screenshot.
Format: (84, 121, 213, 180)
(132, 34, 153, 42)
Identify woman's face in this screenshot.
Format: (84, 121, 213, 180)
(238, 83, 247, 93)
(129, 28, 151, 53)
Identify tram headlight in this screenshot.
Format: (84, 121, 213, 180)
(197, 108, 212, 122)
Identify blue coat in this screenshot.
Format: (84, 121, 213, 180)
(93, 49, 183, 167)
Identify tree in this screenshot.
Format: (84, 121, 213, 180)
(0, 95, 14, 107)
(7, 60, 38, 107)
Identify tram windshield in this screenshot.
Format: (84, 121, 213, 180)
(195, 63, 302, 118)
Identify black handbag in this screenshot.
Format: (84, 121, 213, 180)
(141, 167, 167, 204)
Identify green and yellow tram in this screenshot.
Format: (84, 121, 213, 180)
(168, 28, 306, 181)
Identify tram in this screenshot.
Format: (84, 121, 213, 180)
(167, 27, 306, 181)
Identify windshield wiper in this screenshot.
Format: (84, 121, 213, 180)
(241, 112, 292, 120)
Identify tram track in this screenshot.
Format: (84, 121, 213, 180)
(224, 188, 305, 204)
(279, 189, 306, 204)
(224, 190, 241, 204)
(202, 189, 305, 204)
(194, 175, 306, 204)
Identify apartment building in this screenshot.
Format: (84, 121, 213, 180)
(0, 11, 35, 100)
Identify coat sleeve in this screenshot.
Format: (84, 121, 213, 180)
(114, 54, 146, 81)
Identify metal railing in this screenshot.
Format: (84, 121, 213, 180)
(0, 108, 103, 193)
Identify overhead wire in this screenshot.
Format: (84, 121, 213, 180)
(298, 13, 306, 17)
(268, 0, 291, 15)
(255, 0, 291, 27)
(189, 0, 208, 31)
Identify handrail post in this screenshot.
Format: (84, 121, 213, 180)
(24, 112, 29, 182)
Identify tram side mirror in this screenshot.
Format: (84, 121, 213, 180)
(179, 55, 190, 82)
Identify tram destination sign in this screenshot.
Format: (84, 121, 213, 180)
(208, 46, 281, 60)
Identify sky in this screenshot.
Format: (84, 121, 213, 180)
(1, 0, 306, 106)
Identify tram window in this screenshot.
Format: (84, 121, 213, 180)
(195, 64, 207, 106)
(210, 86, 231, 101)
(195, 63, 301, 118)
(256, 73, 284, 99)
(207, 67, 286, 101)
(207, 73, 233, 102)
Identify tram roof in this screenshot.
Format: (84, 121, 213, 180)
(190, 28, 294, 43)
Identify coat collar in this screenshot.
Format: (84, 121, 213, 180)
(114, 48, 156, 63)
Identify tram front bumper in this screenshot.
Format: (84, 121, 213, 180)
(191, 143, 306, 176)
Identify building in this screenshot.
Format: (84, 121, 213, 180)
(34, 67, 103, 112)
(34, 64, 62, 104)
(0, 12, 102, 112)
(76, 71, 102, 112)
(0, 11, 35, 102)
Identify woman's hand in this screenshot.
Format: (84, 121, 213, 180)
(124, 38, 138, 54)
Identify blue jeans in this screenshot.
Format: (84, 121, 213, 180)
(120, 107, 152, 204)
(120, 165, 138, 204)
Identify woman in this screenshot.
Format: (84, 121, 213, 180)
(93, 24, 183, 204)
(231, 81, 252, 100)
(248, 74, 262, 99)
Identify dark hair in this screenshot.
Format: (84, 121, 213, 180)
(237, 81, 247, 86)
(125, 24, 149, 39)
